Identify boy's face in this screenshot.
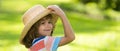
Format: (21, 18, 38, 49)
(38, 18, 53, 36)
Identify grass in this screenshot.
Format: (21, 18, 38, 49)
(58, 32, 120, 51)
(0, 0, 120, 51)
(0, 11, 120, 51)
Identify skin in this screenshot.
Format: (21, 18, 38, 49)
(47, 5, 75, 46)
(38, 19, 53, 36)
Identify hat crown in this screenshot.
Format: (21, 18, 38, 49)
(22, 5, 45, 25)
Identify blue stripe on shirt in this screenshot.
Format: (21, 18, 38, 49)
(52, 37, 61, 51)
(32, 36, 45, 45)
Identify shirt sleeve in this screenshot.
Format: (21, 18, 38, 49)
(52, 37, 61, 51)
(45, 36, 61, 51)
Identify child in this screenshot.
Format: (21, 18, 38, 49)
(20, 5, 75, 51)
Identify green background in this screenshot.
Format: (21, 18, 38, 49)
(0, 0, 120, 51)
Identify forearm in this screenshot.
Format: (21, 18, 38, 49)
(60, 15, 75, 41)
(47, 5, 75, 46)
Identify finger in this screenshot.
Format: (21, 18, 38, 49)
(47, 6, 55, 11)
(53, 5, 59, 8)
(47, 7, 52, 10)
(47, 5, 55, 9)
(47, 5, 59, 9)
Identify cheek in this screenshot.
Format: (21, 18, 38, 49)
(38, 26, 44, 32)
(49, 24, 53, 30)
(50, 24, 53, 28)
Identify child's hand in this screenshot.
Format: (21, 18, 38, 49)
(47, 5, 66, 18)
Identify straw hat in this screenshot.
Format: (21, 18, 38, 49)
(20, 5, 58, 44)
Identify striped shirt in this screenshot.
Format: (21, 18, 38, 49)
(29, 36, 61, 51)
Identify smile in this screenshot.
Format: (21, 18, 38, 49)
(44, 29, 51, 31)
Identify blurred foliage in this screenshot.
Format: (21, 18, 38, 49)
(0, 0, 120, 51)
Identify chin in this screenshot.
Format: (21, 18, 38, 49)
(41, 32, 51, 36)
(44, 33, 51, 36)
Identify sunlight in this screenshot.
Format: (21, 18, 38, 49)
(1, 1, 31, 12)
(1, 0, 120, 51)
(56, 32, 118, 51)
(0, 21, 23, 33)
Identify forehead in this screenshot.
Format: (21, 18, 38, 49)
(40, 17, 52, 21)
(37, 16, 52, 23)
(40, 14, 53, 21)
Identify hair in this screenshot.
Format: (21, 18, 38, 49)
(22, 14, 55, 48)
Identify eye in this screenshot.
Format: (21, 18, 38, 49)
(41, 22, 45, 24)
(48, 21, 52, 24)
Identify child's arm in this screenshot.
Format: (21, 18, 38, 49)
(47, 5, 75, 46)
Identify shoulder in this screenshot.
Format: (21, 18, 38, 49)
(44, 36, 62, 51)
(32, 36, 46, 45)
(45, 36, 61, 42)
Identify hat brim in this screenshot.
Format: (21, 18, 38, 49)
(20, 9, 58, 44)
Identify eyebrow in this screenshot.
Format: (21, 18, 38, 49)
(40, 19, 52, 22)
